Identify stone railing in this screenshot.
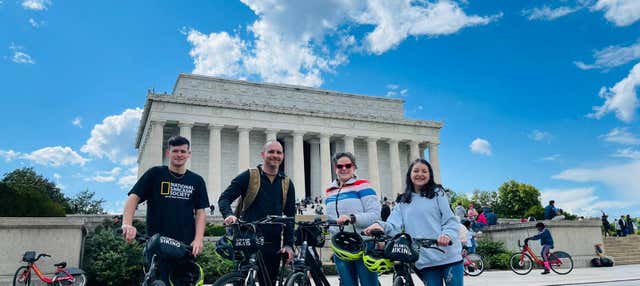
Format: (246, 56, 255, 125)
(482, 219, 603, 268)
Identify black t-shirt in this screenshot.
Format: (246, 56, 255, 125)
(129, 166, 210, 244)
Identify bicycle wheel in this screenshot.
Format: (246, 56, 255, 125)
(392, 274, 413, 286)
(463, 253, 485, 276)
(13, 266, 31, 286)
(212, 272, 248, 286)
(284, 272, 310, 286)
(549, 251, 573, 275)
(509, 253, 533, 275)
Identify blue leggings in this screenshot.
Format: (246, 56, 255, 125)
(541, 245, 551, 262)
(418, 261, 464, 286)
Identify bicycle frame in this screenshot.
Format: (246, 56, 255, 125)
(520, 243, 553, 266)
(18, 262, 76, 284)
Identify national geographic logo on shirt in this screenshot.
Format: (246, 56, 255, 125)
(160, 181, 194, 200)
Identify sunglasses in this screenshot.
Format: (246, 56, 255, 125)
(335, 163, 353, 169)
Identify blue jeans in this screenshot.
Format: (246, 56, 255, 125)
(333, 255, 378, 286)
(418, 261, 464, 286)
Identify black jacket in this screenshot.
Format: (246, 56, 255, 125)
(218, 165, 296, 247)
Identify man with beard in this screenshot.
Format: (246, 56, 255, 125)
(218, 140, 296, 286)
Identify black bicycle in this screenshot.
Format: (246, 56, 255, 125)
(283, 218, 340, 286)
(364, 230, 450, 286)
(125, 232, 203, 286)
(213, 215, 295, 286)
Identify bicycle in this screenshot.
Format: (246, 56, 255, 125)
(127, 232, 203, 286)
(213, 215, 295, 286)
(13, 251, 86, 286)
(461, 247, 484, 276)
(364, 230, 451, 286)
(283, 218, 339, 286)
(509, 239, 573, 275)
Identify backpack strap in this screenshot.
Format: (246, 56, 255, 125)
(234, 168, 261, 217)
(282, 176, 290, 212)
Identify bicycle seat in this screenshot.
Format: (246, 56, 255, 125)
(54, 262, 67, 268)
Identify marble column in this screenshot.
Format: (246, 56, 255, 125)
(343, 135, 355, 154)
(266, 129, 279, 143)
(178, 122, 193, 169)
(292, 131, 306, 200)
(366, 137, 380, 192)
(428, 142, 441, 184)
(410, 141, 421, 161)
(309, 139, 320, 200)
(283, 136, 293, 177)
(320, 134, 332, 193)
(238, 127, 251, 172)
(208, 124, 223, 209)
(388, 139, 402, 200)
(141, 120, 165, 176)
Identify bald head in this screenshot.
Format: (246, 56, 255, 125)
(261, 140, 284, 170)
(262, 140, 282, 152)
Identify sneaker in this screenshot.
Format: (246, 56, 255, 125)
(541, 269, 550, 275)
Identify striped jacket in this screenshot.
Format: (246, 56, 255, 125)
(325, 177, 381, 235)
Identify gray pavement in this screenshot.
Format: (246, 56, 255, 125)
(325, 264, 640, 286)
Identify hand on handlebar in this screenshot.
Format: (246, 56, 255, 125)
(437, 234, 452, 247)
(224, 215, 238, 225)
(122, 224, 138, 243)
(363, 223, 384, 236)
(336, 215, 352, 226)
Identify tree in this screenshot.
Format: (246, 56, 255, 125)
(2, 167, 70, 211)
(471, 189, 498, 208)
(0, 182, 66, 216)
(68, 189, 106, 214)
(494, 180, 542, 218)
(446, 188, 471, 210)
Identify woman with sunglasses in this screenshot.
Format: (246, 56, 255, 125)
(364, 158, 463, 286)
(325, 152, 381, 286)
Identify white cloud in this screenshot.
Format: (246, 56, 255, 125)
(541, 187, 632, 217)
(186, 0, 499, 87)
(588, 62, 640, 122)
(86, 167, 122, 183)
(384, 84, 409, 98)
(9, 44, 35, 64)
(601, 127, 640, 145)
(21, 146, 88, 167)
(21, 0, 51, 10)
(361, 1, 500, 54)
(552, 160, 640, 200)
(72, 116, 82, 128)
(470, 138, 492, 156)
(613, 148, 640, 159)
(522, 5, 582, 21)
(81, 108, 142, 166)
(118, 165, 138, 189)
(541, 154, 561, 161)
(575, 40, 640, 70)
(528, 129, 553, 143)
(592, 0, 640, 27)
(0, 149, 21, 162)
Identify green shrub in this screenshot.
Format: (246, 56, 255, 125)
(83, 222, 144, 285)
(487, 252, 512, 270)
(0, 182, 65, 217)
(523, 205, 544, 221)
(197, 242, 234, 283)
(205, 224, 227, 236)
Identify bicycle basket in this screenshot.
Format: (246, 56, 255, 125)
(384, 232, 419, 263)
(294, 225, 325, 247)
(22, 251, 36, 263)
(145, 234, 190, 261)
(232, 224, 263, 253)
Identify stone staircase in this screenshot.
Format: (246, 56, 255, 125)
(603, 235, 640, 265)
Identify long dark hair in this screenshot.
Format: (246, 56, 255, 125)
(396, 158, 442, 204)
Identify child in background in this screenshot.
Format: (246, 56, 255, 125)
(525, 222, 554, 275)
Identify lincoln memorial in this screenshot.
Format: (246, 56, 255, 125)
(135, 74, 443, 207)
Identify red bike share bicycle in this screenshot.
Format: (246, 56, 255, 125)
(509, 239, 573, 275)
(13, 251, 86, 286)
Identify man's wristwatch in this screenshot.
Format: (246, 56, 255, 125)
(349, 214, 356, 224)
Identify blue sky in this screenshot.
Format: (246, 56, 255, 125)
(1, 0, 639, 217)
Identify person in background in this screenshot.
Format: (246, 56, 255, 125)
(454, 202, 466, 221)
(525, 222, 554, 275)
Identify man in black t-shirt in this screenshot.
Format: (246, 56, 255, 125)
(122, 136, 209, 284)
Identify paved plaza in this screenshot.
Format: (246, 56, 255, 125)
(324, 264, 640, 286)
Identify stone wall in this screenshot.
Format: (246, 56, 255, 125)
(483, 219, 603, 268)
(0, 217, 85, 282)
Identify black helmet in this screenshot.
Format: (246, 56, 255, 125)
(384, 232, 419, 263)
(215, 236, 236, 260)
(330, 230, 364, 261)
